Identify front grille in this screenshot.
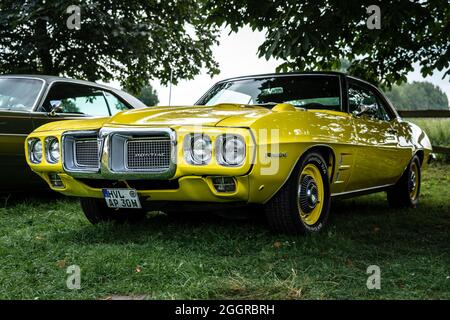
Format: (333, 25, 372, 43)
(74, 139, 99, 167)
(126, 137, 171, 170)
(62, 129, 176, 179)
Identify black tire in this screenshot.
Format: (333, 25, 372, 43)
(387, 155, 421, 208)
(264, 152, 331, 234)
(80, 198, 147, 224)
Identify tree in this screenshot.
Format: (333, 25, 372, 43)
(136, 84, 159, 106)
(384, 81, 449, 110)
(0, 0, 219, 94)
(205, 0, 450, 88)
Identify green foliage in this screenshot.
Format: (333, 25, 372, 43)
(384, 82, 449, 110)
(0, 0, 220, 94)
(205, 1, 450, 88)
(136, 85, 159, 106)
(0, 165, 449, 299)
(60, 99, 80, 113)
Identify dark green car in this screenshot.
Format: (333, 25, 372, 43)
(0, 75, 146, 192)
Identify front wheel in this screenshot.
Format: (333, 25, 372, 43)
(264, 152, 331, 234)
(387, 155, 421, 208)
(80, 198, 147, 224)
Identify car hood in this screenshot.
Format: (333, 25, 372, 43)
(108, 104, 272, 127)
(33, 117, 111, 132)
(32, 105, 350, 133)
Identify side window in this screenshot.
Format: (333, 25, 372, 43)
(103, 91, 130, 115)
(42, 83, 111, 116)
(0, 78, 43, 111)
(374, 97, 392, 121)
(348, 83, 390, 121)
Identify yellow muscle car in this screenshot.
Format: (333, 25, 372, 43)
(25, 72, 432, 234)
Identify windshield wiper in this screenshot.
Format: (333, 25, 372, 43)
(254, 102, 279, 106)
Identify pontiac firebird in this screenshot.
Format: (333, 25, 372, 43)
(25, 72, 432, 234)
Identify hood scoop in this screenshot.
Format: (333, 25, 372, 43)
(272, 103, 297, 112)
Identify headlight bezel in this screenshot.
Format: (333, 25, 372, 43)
(215, 134, 246, 167)
(45, 136, 60, 164)
(183, 133, 213, 165)
(28, 138, 43, 164)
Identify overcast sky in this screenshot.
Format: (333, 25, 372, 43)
(110, 26, 450, 107)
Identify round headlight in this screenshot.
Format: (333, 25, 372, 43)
(46, 137, 60, 163)
(29, 139, 43, 163)
(216, 135, 246, 166)
(184, 134, 212, 165)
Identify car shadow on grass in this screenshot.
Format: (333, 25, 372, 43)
(49, 193, 448, 253)
(0, 191, 66, 208)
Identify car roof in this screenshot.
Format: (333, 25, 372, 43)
(217, 71, 346, 82)
(215, 71, 383, 94)
(0, 74, 149, 109)
(0, 74, 118, 90)
(216, 71, 380, 88)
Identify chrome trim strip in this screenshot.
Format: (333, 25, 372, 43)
(331, 183, 395, 197)
(0, 133, 29, 136)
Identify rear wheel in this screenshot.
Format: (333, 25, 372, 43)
(387, 155, 421, 208)
(80, 198, 147, 224)
(264, 152, 331, 234)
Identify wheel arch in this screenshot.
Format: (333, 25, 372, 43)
(415, 149, 425, 166)
(259, 144, 337, 205)
(394, 149, 424, 185)
(301, 145, 336, 183)
(273, 144, 335, 197)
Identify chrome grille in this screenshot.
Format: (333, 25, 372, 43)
(74, 139, 99, 168)
(126, 138, 171, 170)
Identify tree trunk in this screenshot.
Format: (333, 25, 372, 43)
(35, 18, 55, 75)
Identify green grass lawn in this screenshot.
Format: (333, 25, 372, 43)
(0, 164, 449, 300)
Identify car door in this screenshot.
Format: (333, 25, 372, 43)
(0, 77, 46, 191)
(346, 80, 400, 191)
(0, 109, 37, 190)
(31, 82, 116, 129)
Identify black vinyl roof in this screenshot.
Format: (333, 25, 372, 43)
(217, 71, 347, 82)
(0, 74, 116, 90)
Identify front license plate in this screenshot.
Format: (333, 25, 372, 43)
(102, 188, 142, 209)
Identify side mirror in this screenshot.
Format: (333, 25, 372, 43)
(48, 101, 63, 117)
(352, 104, 378, 117)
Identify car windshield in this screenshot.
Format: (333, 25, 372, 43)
(196, 75, 342, 111)
(0, 78, 43, 111)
